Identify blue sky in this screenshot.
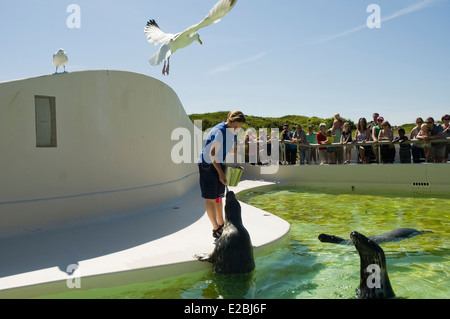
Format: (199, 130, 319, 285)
(1, 0, 449, 126)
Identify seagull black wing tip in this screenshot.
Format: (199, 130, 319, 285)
(228, 0, 238, 10)
(146, 19, 160, 29)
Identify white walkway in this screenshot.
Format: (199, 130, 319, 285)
(0, 180, 290, 298)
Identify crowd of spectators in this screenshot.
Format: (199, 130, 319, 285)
(243, 113, 450, 165)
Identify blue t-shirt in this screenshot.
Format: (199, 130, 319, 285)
(281, 130, 296, 150)
(199, 121, 238, 164)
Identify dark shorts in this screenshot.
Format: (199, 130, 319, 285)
(198, 163, 226, 200)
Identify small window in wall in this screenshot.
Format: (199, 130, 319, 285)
(35, 96, 57, 147)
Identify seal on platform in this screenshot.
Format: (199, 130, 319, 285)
(319, 228, 430, 245)
(351, 231, 395, 299)
(195, 190, 255, 274)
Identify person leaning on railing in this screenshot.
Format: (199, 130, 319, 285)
(306, 125, 318, 164)
(378, 120, 396, 163)
(393, 128, 412, 163)
(416, 117, 446, 163)
(341, 122, 354, 164)
(355, 117, 372, 164)
(292, 124, 310, 165)
(316, 123, 330, 165)
(281, 124, 297, 165)
(410, 117, 426, 163)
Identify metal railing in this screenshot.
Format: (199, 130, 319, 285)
(276, 138, 450, 165)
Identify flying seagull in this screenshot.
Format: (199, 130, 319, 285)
(144, 0, 237, 75)
(53, 48, 68, 74)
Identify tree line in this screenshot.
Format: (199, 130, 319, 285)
(188, 111, 416, 134)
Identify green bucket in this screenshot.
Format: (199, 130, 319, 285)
(225, 166, 244, 187)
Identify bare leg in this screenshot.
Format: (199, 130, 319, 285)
(206, 199, 220, 230)
(215, 199, 224, 226)
(359, 148, 365, 163)
(162, 61, 166, 75)
(206, 198, 224, 238)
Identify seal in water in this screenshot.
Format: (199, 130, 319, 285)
(195, 190, 255, 274)
(351, 231, 395, 299)
(319, 228, 430, 245)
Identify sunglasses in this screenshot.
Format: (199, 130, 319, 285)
(425, 121, 433, 124)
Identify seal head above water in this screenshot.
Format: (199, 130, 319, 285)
(196, 190, 255, 274)
(351, 231, 395, 299)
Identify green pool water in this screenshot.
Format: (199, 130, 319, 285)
(237, 186, 449, 299)
(38, 186, 449, 299)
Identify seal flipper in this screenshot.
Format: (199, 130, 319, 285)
(194, 253, 212, 262)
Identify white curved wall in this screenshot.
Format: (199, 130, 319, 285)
(242, 163, 450, 194)
(0, 70, 197, 238)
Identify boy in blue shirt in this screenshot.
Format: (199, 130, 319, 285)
(198, 111, 246, 238)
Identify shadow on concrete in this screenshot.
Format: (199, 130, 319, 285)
(0, 186, 205, 280)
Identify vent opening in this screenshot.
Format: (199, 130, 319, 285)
(412, 182, 430, 187)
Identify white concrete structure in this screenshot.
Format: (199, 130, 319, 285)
(0, 70, 198, 238)
(243, 163, 450, 194)
(0, 71, 290, 298)
(0, 180, 289, 298)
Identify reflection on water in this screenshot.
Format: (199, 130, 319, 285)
(183, 272, 255, 299)
(38, 186, 449, 299)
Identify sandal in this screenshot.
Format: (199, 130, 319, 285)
(212, 224, 224, 239)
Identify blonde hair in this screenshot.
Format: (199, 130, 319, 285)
(343, 122, 350, 131)
(381, 120, 391, 129)
(421, 123, 429, 132)
(228, 111, 246, 123)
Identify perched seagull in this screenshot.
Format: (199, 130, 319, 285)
(144, 0, 237, 75)
(53, 48, 68, 74)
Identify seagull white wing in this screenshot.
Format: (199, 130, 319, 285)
(179, 0, 237, 38)
(145, 20, 176, 46)
(149, 44, 172, 66)
(144, 0, 237, 71)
